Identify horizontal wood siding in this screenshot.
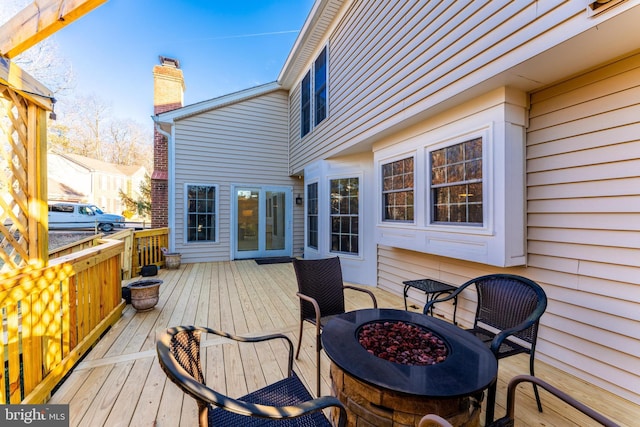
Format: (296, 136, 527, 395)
(290, 0, 586, 172)
(173, 90, 304, 262)
(377, 52, 640, 405)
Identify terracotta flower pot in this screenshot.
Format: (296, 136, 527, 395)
(129, 279, 163, 311)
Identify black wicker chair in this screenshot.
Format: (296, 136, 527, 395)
(156, 325, 347, 427)
(419, 375, 620, 427)
(423, 274, 547, 425)
(293, 257, 377, 396)
(489, 375, 620, 427)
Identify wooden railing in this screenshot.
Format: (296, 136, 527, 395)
(131, 228, 169, 276)
(47, 227, 170, 280)
(0, 239, 125, 404)
(48, 234, 103, 259)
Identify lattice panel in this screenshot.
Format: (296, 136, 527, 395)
(0, 85, 31, 273)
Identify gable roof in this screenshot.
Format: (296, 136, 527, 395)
(51, 152, 145, 176)
(155, 81, 283, 126)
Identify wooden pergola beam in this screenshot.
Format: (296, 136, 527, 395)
(0, 56, 54, 109)
(0, 0, 108, 59)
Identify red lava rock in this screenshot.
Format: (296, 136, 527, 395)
(358, 321, 448, 365)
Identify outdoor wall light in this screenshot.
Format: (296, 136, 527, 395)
(296, 194, 303, 205)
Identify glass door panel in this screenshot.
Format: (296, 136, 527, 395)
(237, 189, 259, 252)
(266, 191, 286, 251)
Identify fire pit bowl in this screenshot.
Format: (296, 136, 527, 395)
(322, 308, 497, 426)
(358, 320, 449, 365)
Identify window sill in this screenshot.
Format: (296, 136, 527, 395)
(375, 224, 525, 267)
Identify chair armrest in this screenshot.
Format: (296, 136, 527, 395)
(492, 375, 620, 427)
(296, 292, 322, 326)
(423, 286, 465, 317)
(343, 285, 378, 308)
(488, 303, 546, 354)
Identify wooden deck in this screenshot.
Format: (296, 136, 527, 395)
(49, 260, 635, 426)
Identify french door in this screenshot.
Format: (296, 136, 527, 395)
(233, 186, 292, 259)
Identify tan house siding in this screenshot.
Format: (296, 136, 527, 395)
(290, 1, 610, 173)
(377, 52, 640, 405)
(172, 90, 303, 262)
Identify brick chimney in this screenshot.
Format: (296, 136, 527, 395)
(152, 56, 184, 228)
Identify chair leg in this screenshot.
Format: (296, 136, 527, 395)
(316, 330, 322, 397)
(485, 379, 497, 426)
(295, 320, 304, 360)
(530, 355, 543, 412)
(197, 403, 208, 427)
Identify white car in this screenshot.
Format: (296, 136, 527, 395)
(48, 202, 125, 232)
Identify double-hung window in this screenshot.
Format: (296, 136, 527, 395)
(330, 177, 359, 255)
(186, 184, 217, 242)
(300, 46, 328, 137)
(300, 72, 311, 137)
(314, 48, 327, 125)
(382, 157, 414, 222)
(430, 138, 483, 225)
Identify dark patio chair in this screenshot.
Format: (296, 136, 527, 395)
(489, 375, 620, 427)
(419, 375, 620, 427)
(293, 257, 378, 396)
(423, 274, 547, 425)
(156, 325, 347, 427)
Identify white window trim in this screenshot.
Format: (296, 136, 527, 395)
(425, 125, 494, 236)
(305, 179, 320, 252)
(300, 44, 329, 139)
(378, 152, 418, 225)
(183, 183, 220, 245)
(327, 173, 363, 259)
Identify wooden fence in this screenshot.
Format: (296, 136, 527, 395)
(0, 239, 125, 404)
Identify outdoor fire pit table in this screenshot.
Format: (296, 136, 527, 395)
(322, 308, 497, 427)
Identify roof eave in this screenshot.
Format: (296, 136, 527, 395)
(154, 81, 283, 123)
(277, 0, 343, 89)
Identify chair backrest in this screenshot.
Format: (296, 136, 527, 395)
(293, 257, 346, 319)
(157, 326, 210, 394)
(472, 274, 547, 345)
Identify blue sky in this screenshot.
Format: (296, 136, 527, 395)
(52, 0, 315, 125)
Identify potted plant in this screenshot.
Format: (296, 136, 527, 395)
(128, 279, 163, 311)
(161, 247, 181, 269)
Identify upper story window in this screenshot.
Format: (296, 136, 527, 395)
(186, 184, 217, 242)
(314, 48, 327, 125)
(301, 72, 311, 137)
(430, 138, 483, 225)
(300, 46, 328, 138)
(382, 157, 414, 222)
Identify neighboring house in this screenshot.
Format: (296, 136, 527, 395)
(153, 0, 640, 406)
(48, 152, 147, 216)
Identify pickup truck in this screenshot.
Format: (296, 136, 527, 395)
(48, 202, 125, 232)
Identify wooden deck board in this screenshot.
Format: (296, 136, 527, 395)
(49, 260, 636, 426)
